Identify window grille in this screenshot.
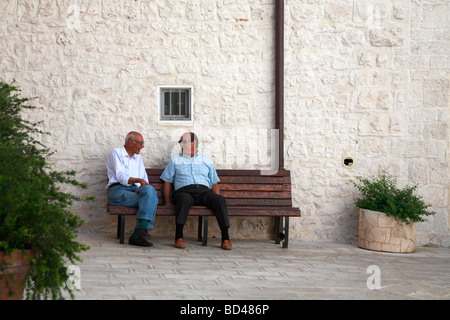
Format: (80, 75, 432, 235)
(159, 87, 192, 121)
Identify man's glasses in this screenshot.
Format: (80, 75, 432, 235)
(178, 139, 192, 144)
(132, 139, 144, 146)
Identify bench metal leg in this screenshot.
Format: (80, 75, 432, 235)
(275, 217, 281, 244)
(275, 217, 286, 245)
(274, 217, 289, 248)
(202, 216, 208, 246)
(117, 215, 121, 239)
(283, 217, 289, 249)
(197, 216, 203, 242)
(118, 215, 125, 244)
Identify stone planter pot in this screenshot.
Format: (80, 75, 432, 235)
(358, 209, 417, 253)
(0, 249, 32, 300)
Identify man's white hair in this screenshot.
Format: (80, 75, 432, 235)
(124, 133, 136, 145)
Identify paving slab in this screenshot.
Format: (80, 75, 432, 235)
(68, 232, 450, 301)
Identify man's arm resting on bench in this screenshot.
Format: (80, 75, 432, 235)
(163, 181, 173, 205)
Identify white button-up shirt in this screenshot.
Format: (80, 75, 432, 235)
(106, 146, 148, 189)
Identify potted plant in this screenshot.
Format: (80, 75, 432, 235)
(0, 81, 93, 299)
(352, 173, 435, 253)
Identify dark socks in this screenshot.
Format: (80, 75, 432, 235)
(132, 219, 149, 238)
(221, 228, 229, 242)
(175, 224, 184, 240)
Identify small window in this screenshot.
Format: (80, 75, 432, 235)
(159, 86, 193, 122)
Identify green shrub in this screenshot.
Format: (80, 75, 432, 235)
(352, 173, 435, 224)
(0, 81, 93, 299)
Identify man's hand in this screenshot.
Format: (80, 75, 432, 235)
(137, 179, 149, 189)
(212, 183, 220, 195)
(128, 177, 149, 189)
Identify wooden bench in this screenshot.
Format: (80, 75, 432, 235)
(107, 169, 301, 248)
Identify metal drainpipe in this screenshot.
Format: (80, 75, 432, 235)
(275, 0, 285, 170)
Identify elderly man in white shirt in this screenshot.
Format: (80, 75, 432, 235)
(106, 131, 158, 247)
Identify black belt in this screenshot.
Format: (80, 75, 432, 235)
(176, 184, 209, 192)
(108, 183, 121, 190)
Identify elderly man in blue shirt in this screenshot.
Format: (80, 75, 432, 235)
(106, 131, 158, 247)
(160, 132, 231, 250)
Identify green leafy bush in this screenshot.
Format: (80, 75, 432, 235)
(352, 173, 435, 224)
(0, 81, 93, 299)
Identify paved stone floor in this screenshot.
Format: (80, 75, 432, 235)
(70, 231, 450, 300)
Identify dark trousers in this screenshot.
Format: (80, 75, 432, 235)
(172, 184, 230, 230)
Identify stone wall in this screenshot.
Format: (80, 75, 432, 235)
(0, 0, 448, 246)
(283, 0, 449, 247)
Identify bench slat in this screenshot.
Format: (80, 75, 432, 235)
(147, 169, 291, 183)
(147, 168, 291, 177)
(151, 183, 291, 192)
(216, 169, 291, 177)
(108, 205, 300, 217)
(152, 195, 293, 207)
(223, 198, 294, 206)
(153, 190, 292, 201)
(221, 190, 291, 199)
(151, 197, 293, 207)
(217, 176, 291, 184)
(219, 183, 291, 192)
(148, 175, 291, 185)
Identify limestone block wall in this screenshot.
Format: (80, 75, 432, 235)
(283, 0, 449, 247)
(0, 0, 448, 246)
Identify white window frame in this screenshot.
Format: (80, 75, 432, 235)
(157, 85, 194, 125)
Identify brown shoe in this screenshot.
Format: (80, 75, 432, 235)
(174, 238, 186, 249)
(221, 240, 232, 250)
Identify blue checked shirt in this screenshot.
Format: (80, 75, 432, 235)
(160, 153, 220, 190)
